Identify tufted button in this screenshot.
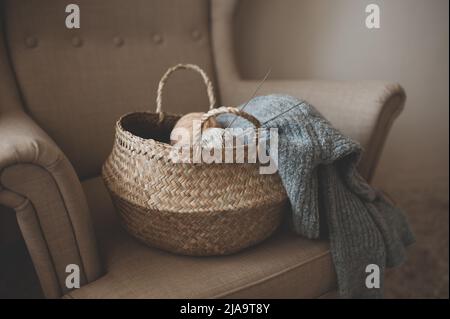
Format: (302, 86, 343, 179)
(113, 36, 124, 47)
(71, 36, 83, 47)
(25, 36, 38, 48)
(152, 33, 163, 44)
(191, 29, 202, 41)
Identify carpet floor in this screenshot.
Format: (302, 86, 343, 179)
(383, 181, 449, 299)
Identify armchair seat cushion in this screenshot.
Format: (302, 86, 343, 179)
(64, 177, 336, 299)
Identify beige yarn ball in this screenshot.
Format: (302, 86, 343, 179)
(170, 112, 220, 145)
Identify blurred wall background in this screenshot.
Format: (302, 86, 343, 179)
(234, 0, 449, 192)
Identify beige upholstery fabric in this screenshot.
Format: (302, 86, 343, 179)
(0, 112, 102, 298)
(0, 190, 61, 298)
(4, 0, 216, 179)
(64, 177, 336, 299)
(0, 11, 21, 114)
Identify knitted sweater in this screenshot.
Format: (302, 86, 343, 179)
(218, 94, 415, 298)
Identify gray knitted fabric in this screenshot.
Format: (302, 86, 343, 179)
(218, 94, 415, 298)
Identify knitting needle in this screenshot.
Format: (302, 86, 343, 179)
(224, 68, 272, 129)
(260, 102, 303, 126)
(236, 102, 303, 142)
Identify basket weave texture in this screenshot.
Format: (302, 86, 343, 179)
(102, 64, 287, 256)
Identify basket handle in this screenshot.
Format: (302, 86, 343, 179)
(200, 106, 261, 130)
(156, 64, 216, 114)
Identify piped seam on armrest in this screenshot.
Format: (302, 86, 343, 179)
(363, 87, 406, 181)
(15, 195, 62, 298)
(0, 158, 90, 295)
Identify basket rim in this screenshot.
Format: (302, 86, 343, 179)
(117, 111, 177, 150)
(116, 111, 266, 152)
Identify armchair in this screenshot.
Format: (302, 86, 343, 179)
(0, 0, 405, 298)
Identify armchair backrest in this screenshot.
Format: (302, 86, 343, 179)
(1, 0, 217, 179)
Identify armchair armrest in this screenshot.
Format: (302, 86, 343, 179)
(0, 111, 102, 298)
(218, 80, 406, 181)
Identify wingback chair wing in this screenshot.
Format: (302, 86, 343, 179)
(0, 0, 405, 299)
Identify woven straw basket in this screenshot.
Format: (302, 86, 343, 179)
(102, 64, 287, 256)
